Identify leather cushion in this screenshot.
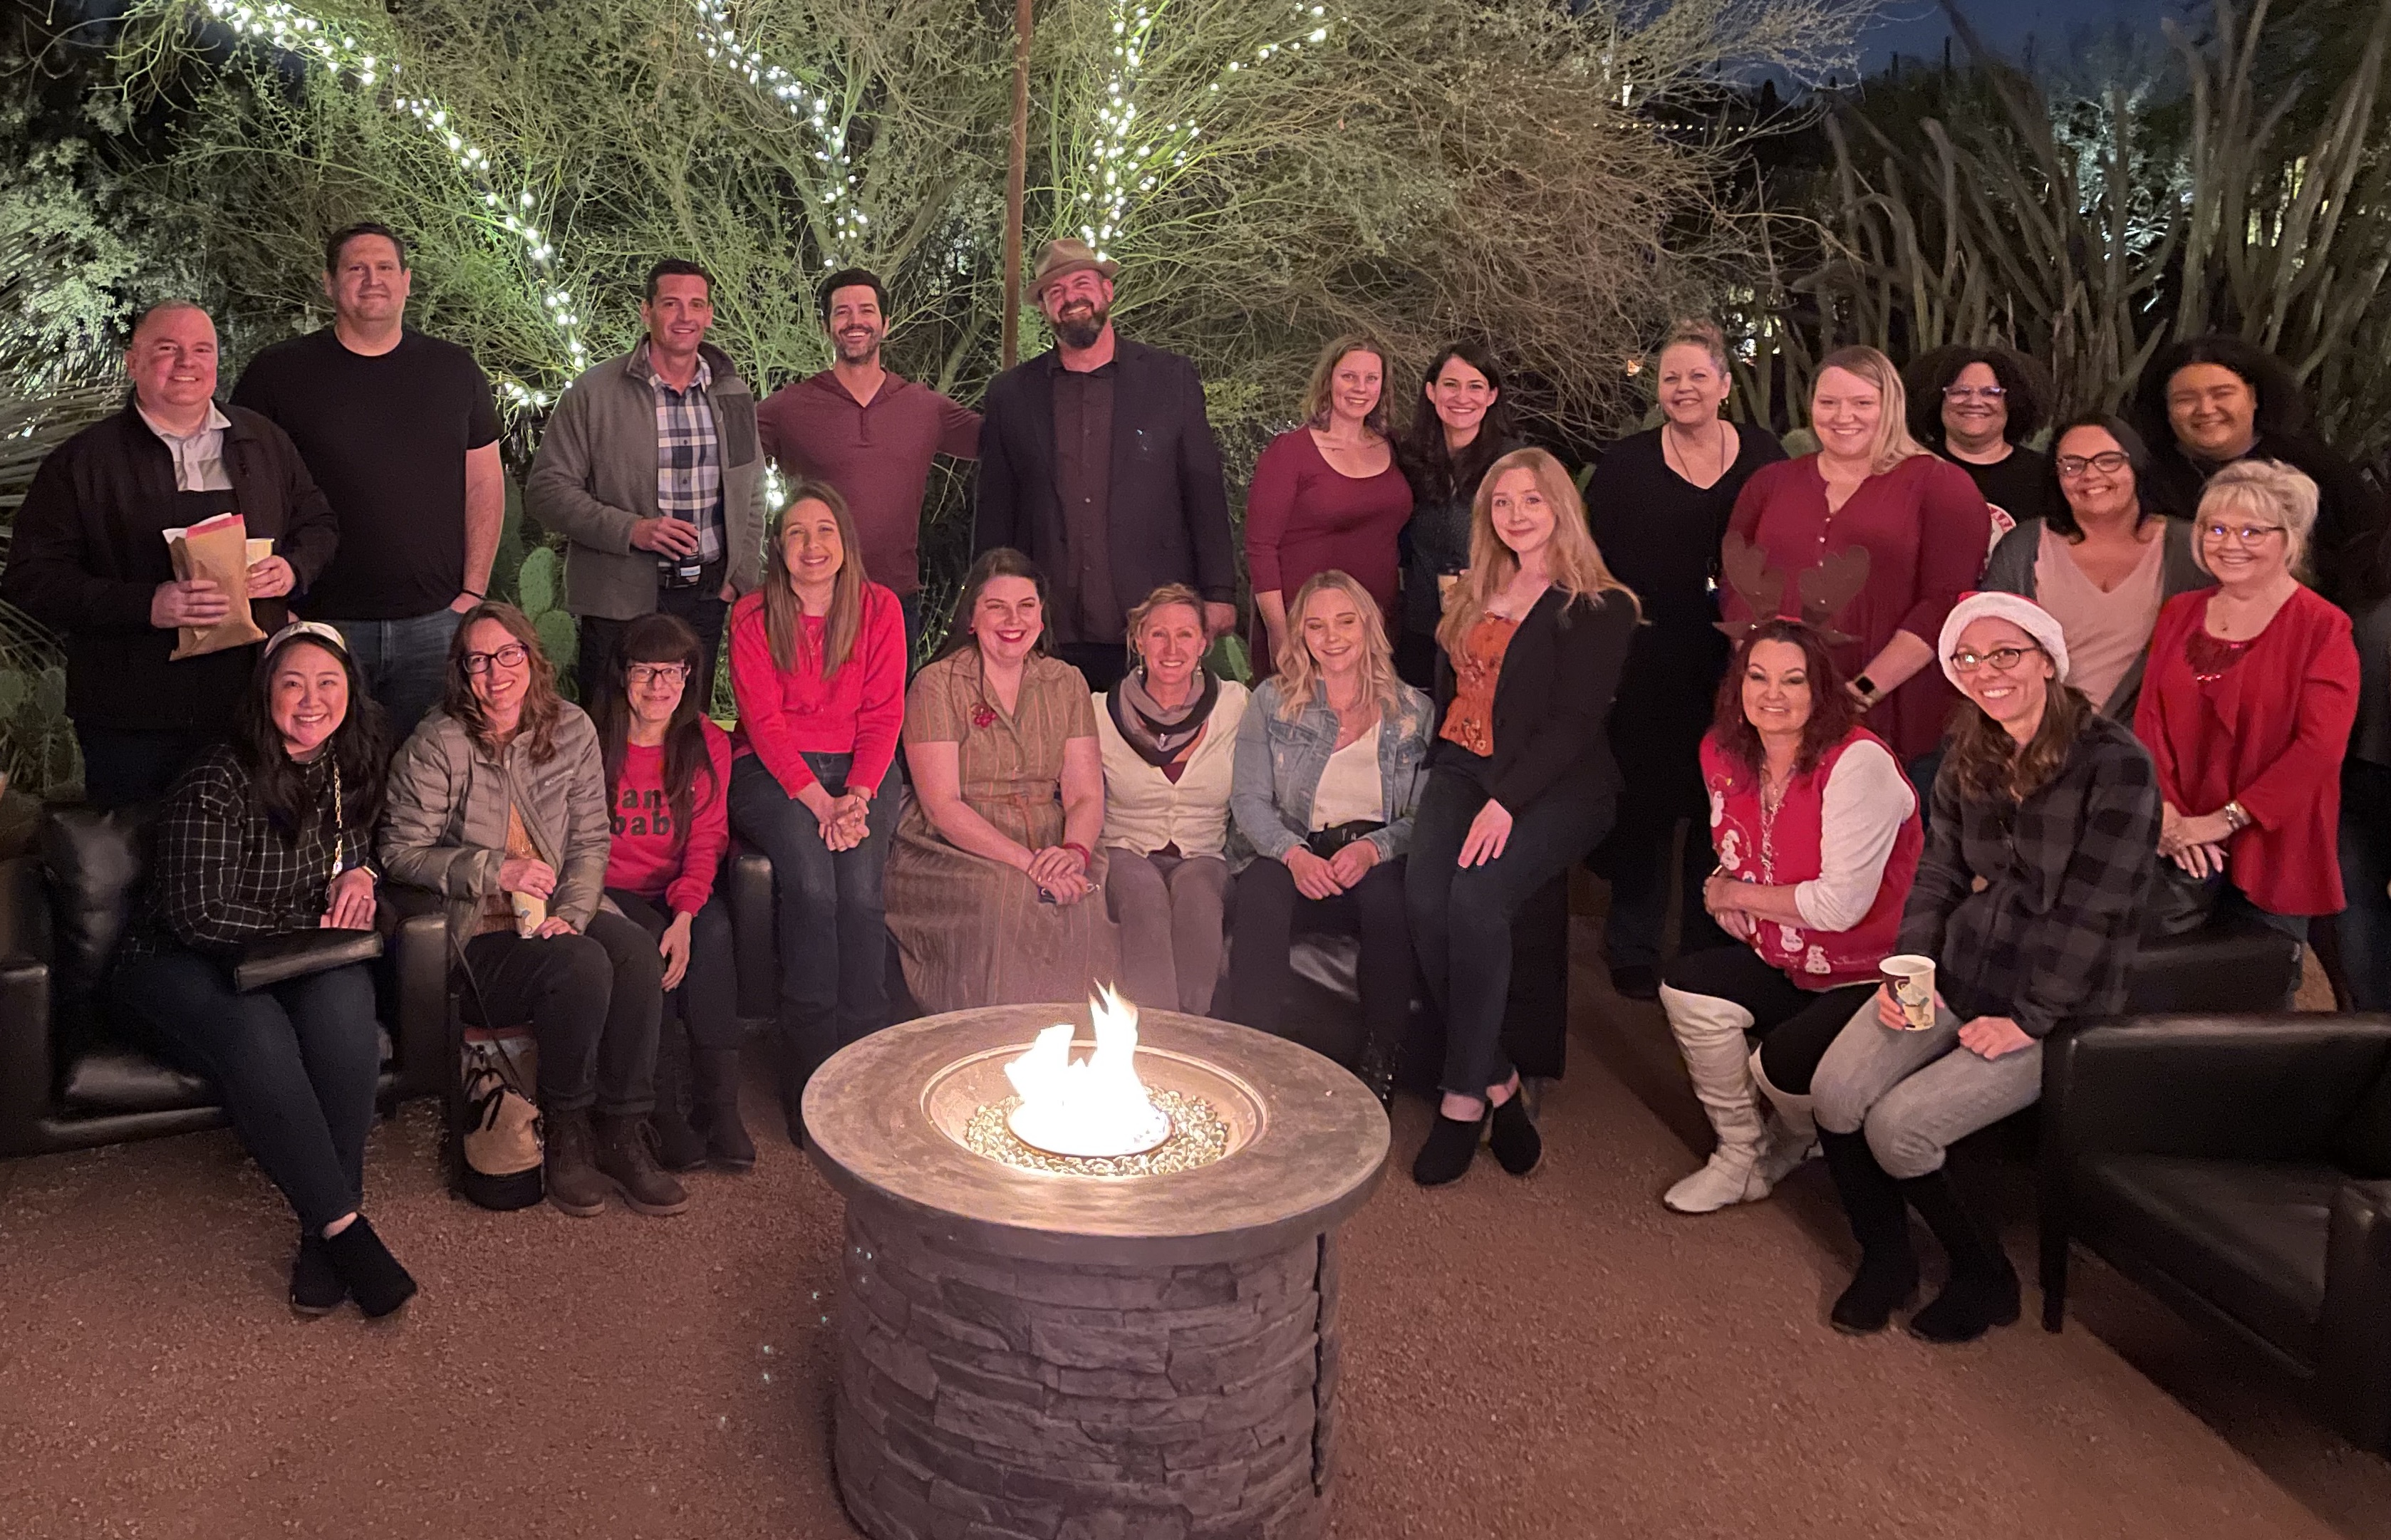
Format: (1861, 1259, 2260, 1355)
(61, 1026, 397, 1114)
(2336, 1058, 2391, 1178)
(2123, 915, 2303, 1014)
(37, 805, 155, 1056)
(2077, 1153, 2335, 1363)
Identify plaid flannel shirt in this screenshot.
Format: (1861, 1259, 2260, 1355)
(1897, 712, 2161, 1038)
(122, 743, 370, 959)
(643, 343, 725, 568)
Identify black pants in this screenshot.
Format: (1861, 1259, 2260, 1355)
(1408, 761, 1612, 1096)
(112, 950, 380, 1234)
(574, 567, 730, 707)
(1228, 855, 1413, 1059)
(1052, 641, 1129, 692)
(1592, 812, 1727, 973)
(606, 889, 739, 1049)
(1662, 945, 1876, 1096)
(77, 726, 214, 810)
(458, 909, 663, 1115)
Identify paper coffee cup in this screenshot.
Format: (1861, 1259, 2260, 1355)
(1879, 954, 1937, 1030)
(511, 890, 547, 937)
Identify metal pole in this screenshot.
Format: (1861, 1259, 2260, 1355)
(1002, 0, 1032, 368)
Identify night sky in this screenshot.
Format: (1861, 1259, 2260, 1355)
(1862, 0, 2191, 71)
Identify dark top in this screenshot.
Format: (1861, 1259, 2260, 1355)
(2, 401, 339, 731)
(754, 370, 980, 596)
(1431, 587, 1638, 814)
(1398, 433, 1516, 638)
(1901, 713, 2159, 1038)
(231, 328, 499, 620)
(2143, 429, 2387, 613)
(1052, 365, 1121, 643)
(1245, 428, 1412, 623)
(975, 338, 1237, 630)
(1947, 443, 2055, 536)
(1587, 424, 1788, 818)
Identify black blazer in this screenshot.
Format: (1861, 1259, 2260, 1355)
(973, 338, 1237, 608)
(1433, 587, 1639, 813)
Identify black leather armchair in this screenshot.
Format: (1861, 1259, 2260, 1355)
(2039, 1013, 2391, 1454)
(0, 806, 450, 1159)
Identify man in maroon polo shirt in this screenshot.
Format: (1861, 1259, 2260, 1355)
(754, 267, 980, 650)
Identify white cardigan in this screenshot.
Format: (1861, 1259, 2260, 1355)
(1094, 681, 1250, 859)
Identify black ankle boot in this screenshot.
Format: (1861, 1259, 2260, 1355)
(1488, 1088, 1542, 1177)
(774, 1006, 834, 1148)
(1898, 1170, 2021, 1343)
(322, 1215, 417, 1319)
(289, 1231, 344, 1316)
(1412, 1110, 1483, 1186)
(648, 1023, 708, 1173)
(691, 1047, 756, 1172)
(1819, 1130, 1917, 1333)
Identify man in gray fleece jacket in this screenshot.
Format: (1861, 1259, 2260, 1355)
(525, 259, 767, 702)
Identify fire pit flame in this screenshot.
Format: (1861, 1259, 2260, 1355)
(1002, 985, 1173, 1158)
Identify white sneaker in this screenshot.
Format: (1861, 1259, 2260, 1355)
(1663, 1149, 1772, 1213)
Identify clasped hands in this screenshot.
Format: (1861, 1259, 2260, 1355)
(1701, 871, 1758, 942)
(1025, 843, 1093, 905)
(2157, 802, 2234, 879)
(1285, 838, 1378, 901)
(803, 784, 873, 853)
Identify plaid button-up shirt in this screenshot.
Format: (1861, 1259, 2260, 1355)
(1899, 712, 2161, 1038)
(642, 343, 725, 567)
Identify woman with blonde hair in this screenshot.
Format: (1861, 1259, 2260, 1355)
(1245, 333, 1414, 668)
(1724, 344, 1990, 765)
(1406, 447, 1641, 1185)
(1228, 568, 1434, 1100)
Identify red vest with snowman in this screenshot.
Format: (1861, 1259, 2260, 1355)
(1701, 727, 1923, 989)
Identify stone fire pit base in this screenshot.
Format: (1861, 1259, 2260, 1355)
(835, 1195, 1339, 1539)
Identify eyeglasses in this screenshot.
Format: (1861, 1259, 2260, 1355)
(2201, 522, 2286, 546)
(626, 662, 690, 687)
(1943, 385, 2008, 402)
(461, 642, 530, 675)
(2055, 451, 2132, 479)
(1948, 644, 2043, 675)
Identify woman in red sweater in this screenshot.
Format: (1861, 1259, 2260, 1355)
(591, 613, 744, 1172)
(727, 482, 908, 1143)
(2136, 459, 2360, 944)
(1246, 333, 1414, 670)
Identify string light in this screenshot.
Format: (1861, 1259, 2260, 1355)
(693, 2, 865, 262)
(194, 0, 586, 399)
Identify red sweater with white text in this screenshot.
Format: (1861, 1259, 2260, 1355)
(603, 722, 733, 916)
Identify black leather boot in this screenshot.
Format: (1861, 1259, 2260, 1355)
(1820, 1129, 1919, 1333)
(1899, 1170, 2021, 1343)
(648, 1020, 708, 1173)
(691, 1047, 757, 1172)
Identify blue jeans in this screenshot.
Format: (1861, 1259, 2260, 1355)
(332, 609, 465, 742)
(111, 951, 381, 1233)
(2337, 760, 2391, 1010)
(728, 751, 897, 1063)
(607, 889, 740, 1049)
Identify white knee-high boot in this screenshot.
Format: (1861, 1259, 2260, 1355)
(1751, 1046, 1820, 1185)
(1659, 984, 1770, 1213)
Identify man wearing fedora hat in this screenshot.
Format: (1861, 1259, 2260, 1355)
(975, 238, 1237, 688)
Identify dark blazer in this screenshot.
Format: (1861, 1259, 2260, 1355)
(1433, 586, 1639, 813)
(973, 338, 1236, 610)
(3, 400, 338, 731)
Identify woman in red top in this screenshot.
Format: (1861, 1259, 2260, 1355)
(1726, 345, 1991, 764)
(2136, 459, 2359, 941)
(592, 613, 743, 1172)
(727, 482, 908, 1142)
(1246, 333, 1414, 669)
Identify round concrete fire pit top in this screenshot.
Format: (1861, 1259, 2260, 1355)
(804, 1004, 1390, 1267)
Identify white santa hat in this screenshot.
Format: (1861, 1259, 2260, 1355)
(1936, 591, 2071, 690)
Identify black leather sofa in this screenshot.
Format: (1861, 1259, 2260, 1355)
(2039, 1012, 2391, 1454)
(0, 807, 450, 1160)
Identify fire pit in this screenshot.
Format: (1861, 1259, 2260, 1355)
(804, 994, 1389, 1540)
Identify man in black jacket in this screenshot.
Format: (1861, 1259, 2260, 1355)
(4, 301, 339, 806)
(974, 239, 1236, 688)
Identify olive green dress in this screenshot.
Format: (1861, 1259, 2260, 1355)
(888, 649, 1118, 1012)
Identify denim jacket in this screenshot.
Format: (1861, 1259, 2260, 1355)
(1229, 676, 1435, 869)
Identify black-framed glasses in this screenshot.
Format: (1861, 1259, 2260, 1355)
(2200, 522, 2286, 546)
(1943, 384, 2008, 402)
(626, 662, 690, 687)
(2055, 451, 2132, 478)
(1948, 643, 2043, 675)
(462, 642, 530, 675)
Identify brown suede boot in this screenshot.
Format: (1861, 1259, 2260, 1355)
(690, 1048, 756, 1172)
(541, 1107, 611, 1219)
(595, 1113, 690, 1216)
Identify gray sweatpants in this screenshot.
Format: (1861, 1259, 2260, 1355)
(1810, 999, 2043, 1179)
(1102, 849, 1230, 1016)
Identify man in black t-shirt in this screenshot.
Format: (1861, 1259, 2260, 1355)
(233, 222, 504, 737)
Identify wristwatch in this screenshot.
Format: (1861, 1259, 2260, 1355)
(1852, 674, 1879, 705)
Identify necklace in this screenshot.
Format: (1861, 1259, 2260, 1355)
(1664, 420, 1731, 485)
(1755, 761, 1792, 877)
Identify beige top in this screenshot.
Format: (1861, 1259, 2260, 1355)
(2034, 524, 2165, 712)
(1092, 681, 1250, 858)
(1309, 733, 1384, 830)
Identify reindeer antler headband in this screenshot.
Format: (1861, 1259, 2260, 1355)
(1713, 533, 1870, 647)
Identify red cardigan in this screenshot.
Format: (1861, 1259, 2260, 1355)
(2135, 584, 2358, 915)
(728, 581, 908, 798)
